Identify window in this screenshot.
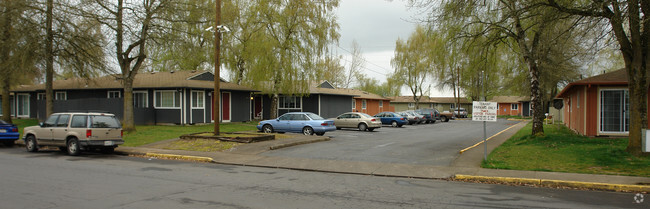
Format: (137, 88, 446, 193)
(577, 90, 580, 108)
(108, 91, 121, 98)
(279, 96, 301, 109)
(70, 115, 88, 128)
(55, 91, 66, 100)
(134, 91, 148, 108)
(408, 103, 414, 108)
(56, 114, 70, 127)
(17, 94, 29, 117)
(379, 101, 383, 107)
(43, 115, 59, 127)
(154, 90, 180, 108)
(450, 103, 455, 109)
(352, 99, 356, 110)
(90, 115, 121, 128)
(362, 100, 367, 109)
(600, 89, 629, 133)
(37, 93, 45, 100)
(191, 91, 204, 108)
(511, 103, 519, 110)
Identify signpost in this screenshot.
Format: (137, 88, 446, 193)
(473, 101, 498, 161)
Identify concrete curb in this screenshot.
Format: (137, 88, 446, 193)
(269, 137, 330, 150)
(454, 174, 650, 193)
(127, 152, 214, 163)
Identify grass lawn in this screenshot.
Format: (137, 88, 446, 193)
(123, 122, 259, 147)
(11, 118, 40, 139)
(483, 122, 650, 177)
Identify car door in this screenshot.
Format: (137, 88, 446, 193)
(337, 114, 351, 128)
(35, 114, 58, 145)
(51, 114, 71, 146)
(350, 113, 361, 126)
(288, 114, 308, 132)
(89, 115, 122, 143)
(274, 114, 291, 132)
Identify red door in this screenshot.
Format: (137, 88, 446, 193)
(254, 96, 262, 119)
(222, 92, 231, 121)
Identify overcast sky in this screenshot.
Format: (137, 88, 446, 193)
(335, 0, 454, 97)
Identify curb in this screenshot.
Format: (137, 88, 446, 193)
(269, 137, 330, 150)
(140, 153, 214, 163)
(454, 174, 650, 193)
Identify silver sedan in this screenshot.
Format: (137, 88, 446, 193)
(332, 112, 382, 131)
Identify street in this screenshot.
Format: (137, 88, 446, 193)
(0, 148, 645, 209)
(263, 119, 516, 166)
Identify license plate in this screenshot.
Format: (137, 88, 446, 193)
(104, 141, 114, 146)
(0, 129, 5, 133)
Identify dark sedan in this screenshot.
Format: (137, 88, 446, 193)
(0, 120, 19, 146)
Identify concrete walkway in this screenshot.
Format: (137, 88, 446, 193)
(115, 122, 650, 192)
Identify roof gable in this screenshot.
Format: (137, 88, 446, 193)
(556, 68, 628, 98)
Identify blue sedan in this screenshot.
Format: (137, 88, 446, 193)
(257, 112, 336, 136)
(0, 119, 19, 147)
(373, 112, 408, 127)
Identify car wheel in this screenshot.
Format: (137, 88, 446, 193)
(431, 119, 436, 124)
(25, 135, 38, 152)
(442, 116, 449, 122)
(67, 138, 81, 156)
(302, 127, 314, 135)
(315, 132, 325, 136)
(358, 123, 367, 131)
(262, 124, 273, 133)
(391, 121, 398, 127)
(367, 128, 375, 132)
(101, 147, 115, 154)
(3, 140, 15, 147)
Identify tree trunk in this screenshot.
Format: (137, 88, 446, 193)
(122, 77, 135, 132)
(270, 93, 278, 119)
(1, 81, 11, 123)
(0, 1, 12, 123)
(45, 0, 54, 118)
(625, 64, 648, 156)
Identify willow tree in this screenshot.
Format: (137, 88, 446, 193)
(391, 25, 432, 109)
(239, 0, 339, 118)
(543, 0, 649, 156)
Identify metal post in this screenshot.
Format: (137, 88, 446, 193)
(482, 71, 487, 161)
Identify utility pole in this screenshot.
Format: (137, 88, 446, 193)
(213, 0, 221, 135)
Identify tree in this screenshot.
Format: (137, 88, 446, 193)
(544, 0, 650, 156)
(315, 54, 346, 87)
(342, 40, 364, 88)
(79, 0, 173, 132)
(391, 25, 432, 109)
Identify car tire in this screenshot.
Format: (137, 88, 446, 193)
(302, 127, 314, 135)
(391, 121, 398, 127)
(67, 138, 81, 156)
(25, 135, 38, 152)
(442, 116, 449, 122)
(431, 119, 436, 124)
(358, 123, 367, 131)
(101, 147, 115, 154)
(262, 124, 274, 133)
(3, 140, 15, 147)
(398, 124, 403, 127)
(367, 128, 375, 132)
(315, 132, 325, 136)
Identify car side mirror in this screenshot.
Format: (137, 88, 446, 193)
(39, 122, 44, 127)
(276, 118, 280, 121)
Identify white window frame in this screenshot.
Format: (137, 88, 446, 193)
(408, 103, 414, 108)
(191, 90, 205, 109)
(37, 93, 45, 100)
(55, 91, 67, 100)
(352, 99, 356, 110)
(379, 100, 383, 108)
(362, 99, 367, 109)
(16, 93, 30, 117)
(133, 91, 149, 108)
(154, 90, 181, 109)
(107, 91, 121, 98)
(278, 96, 302, 109)
(511, 103, 519, 110)
(598, 88, 629, 135)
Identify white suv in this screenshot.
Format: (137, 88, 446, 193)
(23, 112, 124, 155)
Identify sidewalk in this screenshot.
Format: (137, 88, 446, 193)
(115, 123, 650, 193)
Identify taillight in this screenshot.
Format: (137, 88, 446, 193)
(86, 130, 92, 138)
(401, 118, 405, 120)
(11, 127, 17, 132)
(371, 119, 376, 122)
(321, 123, 328, 126)
(121, 130, 124, 137)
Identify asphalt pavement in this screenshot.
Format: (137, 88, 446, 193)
(111, 119, 650, 193)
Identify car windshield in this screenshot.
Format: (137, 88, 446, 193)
(305, 113, 324, 120)
(90, 115, 121, 128)
(359, 113, 373, 118)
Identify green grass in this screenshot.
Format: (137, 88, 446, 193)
(12, 118, 40, 139)
(483, 122, 650, 177)
(123, 121, 259, 147)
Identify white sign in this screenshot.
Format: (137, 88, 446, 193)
(472, 101, 498, 122)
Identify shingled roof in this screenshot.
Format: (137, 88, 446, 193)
(556, 69, 627, 98)
(489, 96, 529, 103)
(12, 71, 256, 92)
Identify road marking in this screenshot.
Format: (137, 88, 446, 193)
(375, 142, 395, 148)
(459, 121, 524, 153)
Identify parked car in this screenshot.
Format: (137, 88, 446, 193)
(333, 112, 382, 131)
(415, 109, 438, 124)
(23, 112, 124, 155)
(373, 112, 408, 127)
(257, 112, 336, 136)
(405, 110, 427, 124)
(451, 107, 468, 118)
(397, 111, 418, 125)
(0, 119, 19, 147)
(439, 111, 454, 122)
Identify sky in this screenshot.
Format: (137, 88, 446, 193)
(334, 0, 454, 97)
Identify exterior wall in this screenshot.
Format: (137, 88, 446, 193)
(562, 86, 587, 135)
(352, 98, 390, 116)
(319, 94, 354, 118)
(586, 85, 598, 136)
(497, 102, 521, 116)
(392, 103, 410, 112)
(436, 103, 473, 113)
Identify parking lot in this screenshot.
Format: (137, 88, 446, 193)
(262, 119, 518, 166)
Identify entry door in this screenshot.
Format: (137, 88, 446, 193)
(600, 90, 629, 133)
(222, 92, 231, 122)
(253, 96, 262, 119)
